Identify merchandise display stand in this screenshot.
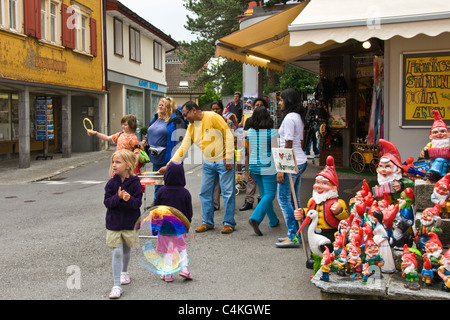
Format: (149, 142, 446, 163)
(35, 97, 54, 160)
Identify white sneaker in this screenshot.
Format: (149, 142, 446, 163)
(120, 272, 130, 285)
(109, 286, 123, 299)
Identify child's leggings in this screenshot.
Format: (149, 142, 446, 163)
(112, 243, 131, 286)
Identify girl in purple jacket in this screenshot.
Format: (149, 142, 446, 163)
(104, 149, 143, 299)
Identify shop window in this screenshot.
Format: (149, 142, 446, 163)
(126, 90, 144, 130)
(154, 41, 162, 71)
(114, 17, 123, 56)
(129, 27, 140, 62)
(0, 93, 18, 141)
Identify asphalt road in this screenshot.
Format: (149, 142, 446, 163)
(0, 156, 366, 303)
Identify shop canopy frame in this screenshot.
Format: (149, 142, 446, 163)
(288, 0, 450, 47)
(215, 1, 337, 73)
(215, 0, 450, 74)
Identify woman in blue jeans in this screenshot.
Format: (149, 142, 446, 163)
(246, 107, 279, 236)
(276, 88, 308, 248)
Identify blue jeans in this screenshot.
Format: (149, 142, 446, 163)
(199, 160, 236, 228)
(249, 172, 279, 227)
(277, 162, 308, 241)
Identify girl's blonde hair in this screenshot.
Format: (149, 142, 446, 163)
(109, 149, 137, 177)
(158, 97, 175, 122)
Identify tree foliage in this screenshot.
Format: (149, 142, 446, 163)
(179, 0, 315, 99)
(178, 0, 249, 94)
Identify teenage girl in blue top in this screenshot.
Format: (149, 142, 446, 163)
(246, 106, 280, 236)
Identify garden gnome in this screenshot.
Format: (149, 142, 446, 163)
(401, 244, 421, 290)
(373, 139, 414, 203)
(348, 242, 363, 280)
(437, 248, 450, 292)
(320, 247, 334, 282)
(421, 110, 450, 183)
(424, 232, 444, 276)
(421, 256, 434, 286)
(414, 205, 443, 252)
(430, 173, 450, 218)
(295, 156, 348, 269)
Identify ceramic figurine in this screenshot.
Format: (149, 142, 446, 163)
(437, 248, 450, 292)
(398, 187, 415, 221)
(390, 212, 414, 250)
(373, 139, 414, 204)
(336, 247, 349, 276)
(349, 180, 373, 219)
(320, 247, 334, 282)
(414, 205, 443, 252)
(401, 244, 421, 290)
(421, 256, 434, 287)
(390, 188, 415, 250)
(421, 110, 450, 183)
(370, 210, 396, 273)
(348, 241, 363, 280)
(361, 235, 384, 284)
(430, 173, 450, 218)
(294, 156, 349, 270)
(423, 232, 444, 277)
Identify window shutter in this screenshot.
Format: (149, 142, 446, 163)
(62, 4, 75, 49)
(90, 18, 97, 57)
(24, 0, 41, 38)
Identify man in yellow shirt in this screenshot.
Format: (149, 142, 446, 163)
(159, 101, 236, 234)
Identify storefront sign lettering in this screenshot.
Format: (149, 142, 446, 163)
(402, 52, 450, 126)
(138, 80, 158, 90)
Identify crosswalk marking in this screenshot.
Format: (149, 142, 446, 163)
(36, 180, 105, 185)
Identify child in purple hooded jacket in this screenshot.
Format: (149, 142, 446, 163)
(104, 149, 143, 298)
(154, 161, 193, 281)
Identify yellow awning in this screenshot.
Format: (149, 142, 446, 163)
(215, 1, 331, 72)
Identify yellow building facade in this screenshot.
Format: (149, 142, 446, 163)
(0, 0, 106, 166)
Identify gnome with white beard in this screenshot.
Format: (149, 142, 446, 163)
(421, 110, 450, 183)
(372, 139, 414, 204)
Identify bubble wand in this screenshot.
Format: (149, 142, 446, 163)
(83, 118, 94, 136)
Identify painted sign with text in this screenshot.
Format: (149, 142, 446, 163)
(402, 52, 450, 127)
(272, 148, 298, 174)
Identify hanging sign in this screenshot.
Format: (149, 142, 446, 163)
(402, 51, 450, 127)
(272, 148, 298, 174)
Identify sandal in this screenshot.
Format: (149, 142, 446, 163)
(120, 272, 130, 285)
(109, 286, 123, 299)
(160, 274, 174, 282)
(180, 270, 193, 280)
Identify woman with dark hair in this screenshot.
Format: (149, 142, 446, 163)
(246, 107, 279, 236)
(276, 88, 308, 248)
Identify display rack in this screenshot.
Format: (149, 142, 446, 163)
(34, 96, 54, 160)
